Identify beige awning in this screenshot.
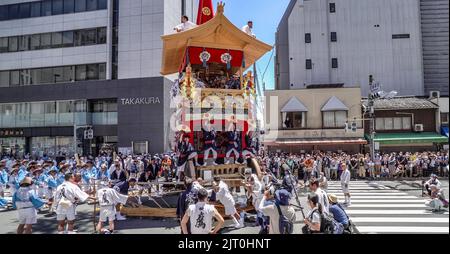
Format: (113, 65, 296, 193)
(160, 3, 273, 75)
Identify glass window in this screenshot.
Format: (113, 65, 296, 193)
(441, 113, 449, 124)
(305, 33, 311, 43)
(51, 32, 63, 47)
(392, 34, 410, 39)
(41, 0, 52, 16)
(106, 101, 118, 112)
(98, 63, 106, 79)
(97, 27, 107, 44)
(10, 71, 20, 87)
(62, 31, 74, 47)
(285, 112, 306, 129)
(376, 118, 385, 131)
(74, 100, 87, 112)
(19, 35, 30, 51)
(0, 37, 8, 53)
(75, 65, 87, 81)
(86, 64, 98, 80)
(31, 69, 42, 85)
(0, 71, 10, 87)
(384, 118, 393, 130)
(30, 34, 40, 50)
(40, 33, 52, 49)
(19, 3, 31, 19)
(53, 67, 64, 83)
(323, 111, 347, 128)
(335, 111, 347, 127)
(98, 0, 107, 9)
(86, 0, 97, 11)
(63, 0, 75, 14)
(63, 66, 75, 82)
(323, 111, 335, 128)
(331, 32, 337, 42)
(332, 58, 338, 68)
(44, 102, 56, 113)
(52, 0, 63, 15)
(133, 141, 148, 155)
(403, 117, 412, 130)
(58, 101, 73, 113)
(20, 69, 32, 85)
(84, 29, 97, 45)
(393, 117, 402, 130)
(306, 59, 312, 70)
(330, 3, 336, 13)
(8, 4, 20, 20)
(40, 68, 54, 84)
(0, 5, 8, 21)
(74, 30, 83, 46)
(30, 2, 41, 17)
(75, 0, 87, 12)
(8, 37, 18, 52)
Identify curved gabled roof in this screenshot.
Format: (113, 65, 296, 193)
(160, 3, 273, 75)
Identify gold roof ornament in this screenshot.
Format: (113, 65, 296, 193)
(160, 2, 272, 75)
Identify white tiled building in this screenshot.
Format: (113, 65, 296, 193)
(0, 0, 197, 157)
(275, 0, 447, 97)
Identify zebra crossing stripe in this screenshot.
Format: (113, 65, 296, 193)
(345, 204, 427, 208)
(356, 226, 449, 233)
(346, 210, 449, 215)
(351, 217, 449, 223)
(348, 200, 427, 203)
(330, 196, 419, 199)
(326, 193, 408, 195)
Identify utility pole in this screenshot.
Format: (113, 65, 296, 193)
(368, 75, 376, 162)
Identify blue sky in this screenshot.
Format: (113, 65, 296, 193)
(211, 0, 291, 90)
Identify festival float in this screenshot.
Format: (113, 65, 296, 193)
(120, 1, 272, 218)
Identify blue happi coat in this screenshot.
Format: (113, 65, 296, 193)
(12, 187, 46, 210)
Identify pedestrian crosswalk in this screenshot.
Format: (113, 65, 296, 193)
(326, 181, 449, 234)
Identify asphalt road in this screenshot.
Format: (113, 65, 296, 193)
(0, 180, 447, 234)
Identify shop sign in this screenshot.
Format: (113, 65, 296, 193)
(120, 97, 161, 105)
(0, 129, 24, 137)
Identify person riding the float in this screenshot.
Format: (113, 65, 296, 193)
(177, 132, 200, 179)
(225, 123, 241, 165)
(202, 118, 218, 166)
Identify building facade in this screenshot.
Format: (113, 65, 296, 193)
(0, 0, 196, 158)
(420, 0, 449, 96)
(363, 97, 448, 152)
(264, 86, 366, 153)
(276, 0, 449, 97)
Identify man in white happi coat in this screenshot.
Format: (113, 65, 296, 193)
(213, 177, 244, 228)
(53, 172, 95, 234)
(96, 181, 129, 233)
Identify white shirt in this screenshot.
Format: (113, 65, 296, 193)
(340, 170, 350, 184)
(96, 187, 128, 207)
(175, 21, 197, 32)
(216, 181, 234, 207)
(315, 187, 330, 215)
(242, 25, 255, 37)
(259, 197, 296, 234)
(54, 181, 89, 210)
(187, 202, 216, 234)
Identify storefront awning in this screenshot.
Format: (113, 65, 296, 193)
(266, 138, 367, 146)
(281, 97, 308, 112)
(441, 127, 449, 138)
(321, 96, 349, 111)
(366, 132, 448, 145)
